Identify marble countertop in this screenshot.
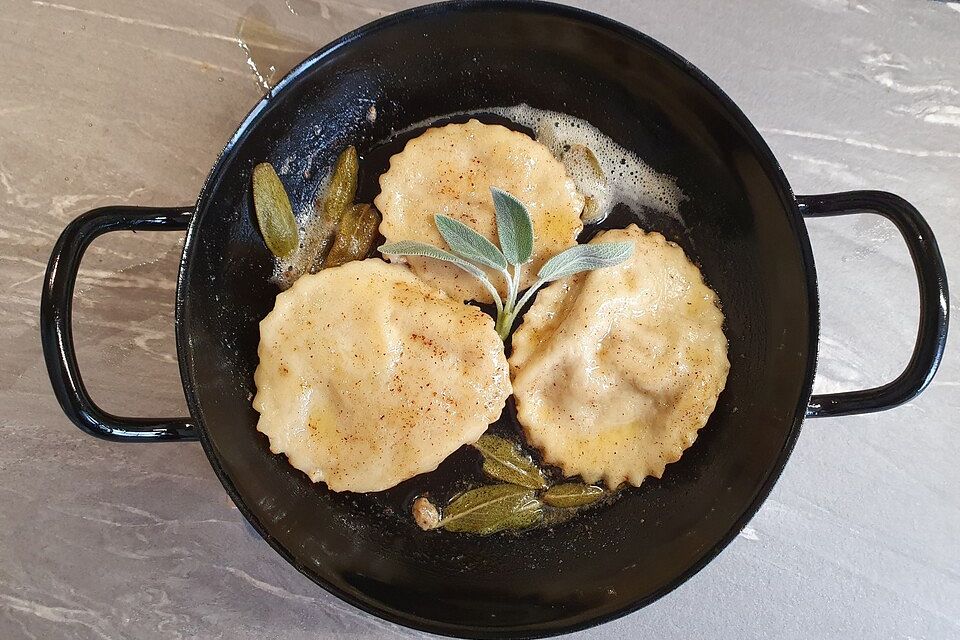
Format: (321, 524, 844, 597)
(2, 0, 958, 638)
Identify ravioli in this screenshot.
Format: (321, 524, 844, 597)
(253, 259, 511, 493)
(509, 225, 729, 488)
(375, 119, 584, 303)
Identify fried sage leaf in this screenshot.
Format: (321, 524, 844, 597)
(323, 145, 359, 222)
(563, 144, 607, 223)
(252, 162, 298, 258)
(440, 484, 543, 535)
(324, 203, 382, 268)
(472, 434, 547, 489)
(308, 146, 361, 270)
(542, 483, 605, 508)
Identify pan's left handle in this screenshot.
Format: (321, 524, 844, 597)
(40, 206, 198, 442)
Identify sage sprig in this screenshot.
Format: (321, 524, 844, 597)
(380, 187, 633, 340)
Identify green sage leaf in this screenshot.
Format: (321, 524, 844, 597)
(252, 162, 298, 259)
(440, 484, 543, 535)
(322, 145, 359, 221)
(473, 435, 547, 489)
(380, 240, 504, 314)
(435, 214, 508, 272)
(381, 239, 492, 284)
(490, 187, 534, 265)
(542, 483, 605, 508)
(537, 241, 633, 282)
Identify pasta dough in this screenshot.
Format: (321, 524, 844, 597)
(253, 259, 511, 492)
(375, 119, 584, 303)
(509, 225, 729, 488)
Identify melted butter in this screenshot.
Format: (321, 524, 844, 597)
(487, 105, 684, 226)
(272, 168, 336, 289)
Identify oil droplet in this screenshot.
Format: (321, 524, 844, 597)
(283, 0, 323, 17)
(236, 4, 314, 92)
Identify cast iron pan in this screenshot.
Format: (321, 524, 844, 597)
(40, 2, 948, 637)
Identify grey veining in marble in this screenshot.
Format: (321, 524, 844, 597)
(1, 0, 957, 638)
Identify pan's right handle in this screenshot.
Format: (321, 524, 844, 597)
(40, 205, 198, 441)
(798, 191, 949, 418)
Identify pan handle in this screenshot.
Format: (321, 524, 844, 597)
(798, 191, 949, 418)
(40, 206, 198, 441)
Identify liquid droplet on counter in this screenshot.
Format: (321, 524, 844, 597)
(236, 4, 314, 92)
(283, 0, 323, 16)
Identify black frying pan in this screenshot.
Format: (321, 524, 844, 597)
(40, 2, 949, 638)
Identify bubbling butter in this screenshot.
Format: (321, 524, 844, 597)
(487, 104, 683, 225)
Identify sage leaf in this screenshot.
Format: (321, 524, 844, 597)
(490, 187, 534, 265)
(322, 145, 359, 221)
(537, 241, 633, 282)
(473, 435, 547, 489)
(562, 145, 607, 224)
(435, 214, 508, 272)
(379, 240, 503, 309)
(542, 483, 605, 508)
(325, 204, 381, 268)
(440, 484, 543, 535)
(252, 162, 298, 258)
(308, 146, 360, 271)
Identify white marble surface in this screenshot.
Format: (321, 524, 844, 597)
(1, 0, 958, 638)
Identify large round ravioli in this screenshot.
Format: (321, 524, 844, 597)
(253, 259, 511, 492)
(375, 119, 584, 304)
(509, 225, 729, 488)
